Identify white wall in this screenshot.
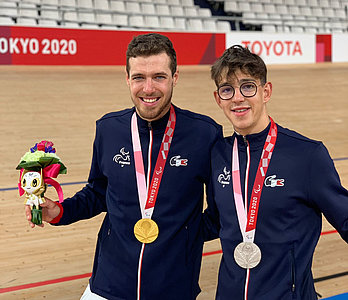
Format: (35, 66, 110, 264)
(226, 32, 316, 64)
(332, 34, 348, 63)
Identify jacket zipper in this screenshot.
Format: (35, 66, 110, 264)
(137, 122, 153, 300)
(243, 135, 251, 300)
(242, 135, 248, 147)
(147, 122, 153, 188)
(291, 248, 296, 294)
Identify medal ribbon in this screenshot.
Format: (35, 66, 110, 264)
(232, 118, 277, 242)
(131, 105, 176, 219)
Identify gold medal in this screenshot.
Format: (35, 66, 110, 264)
(134, 218, 159, 244)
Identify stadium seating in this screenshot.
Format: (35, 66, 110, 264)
(0, 0, 345, 33)
(0, 0, 229, 32)
(222, 0, 347, 32)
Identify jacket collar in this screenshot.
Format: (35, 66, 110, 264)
(233, 121, 272, 150)
(133, 106, 171, 135)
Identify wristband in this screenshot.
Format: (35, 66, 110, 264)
(49, 202, 64, 224)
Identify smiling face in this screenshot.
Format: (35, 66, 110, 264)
(126, 52, 178, 122)
(214, 68, 272, 136)
(21, 171, 42, 194)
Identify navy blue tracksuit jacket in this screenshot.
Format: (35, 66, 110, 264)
(53, 105, 222, 300)
(204, 122, 348, 300)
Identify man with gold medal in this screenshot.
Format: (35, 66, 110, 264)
(25, 33, 223, 300)
(203, 45, 348, 299)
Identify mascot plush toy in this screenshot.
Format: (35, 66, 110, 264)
(17, 141, 67, 225)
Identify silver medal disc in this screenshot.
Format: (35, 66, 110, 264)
(234, 242, 262, 269)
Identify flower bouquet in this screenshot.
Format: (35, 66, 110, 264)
(16, 141, 67, 225)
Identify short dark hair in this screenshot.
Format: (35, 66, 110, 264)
(211, 45, 267, 87)
(126, 33, 177, 76)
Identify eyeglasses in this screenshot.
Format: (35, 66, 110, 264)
(217, 82, 261, 100)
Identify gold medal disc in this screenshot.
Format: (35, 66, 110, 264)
(134, 218, 159, 244)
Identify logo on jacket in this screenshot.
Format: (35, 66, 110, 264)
(170, 155, 188, 167)
(264, 175, 284, 187)
(113, 147, 130, 167)
(217, 167, 231, 187)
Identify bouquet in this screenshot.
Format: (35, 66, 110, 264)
(17, 141, 67, 225)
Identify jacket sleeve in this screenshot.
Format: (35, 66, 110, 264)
(308, 143, 348, 242)
(52, 125, 108, 225)
(201, 132, 223, 242)
(202, 174, 221, 241)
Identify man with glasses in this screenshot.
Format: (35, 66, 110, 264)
(203, 45, 348, 299)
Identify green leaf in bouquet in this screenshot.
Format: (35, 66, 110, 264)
(16, 160, 42, 171)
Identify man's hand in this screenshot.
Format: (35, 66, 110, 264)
(25, 197, 61, 228)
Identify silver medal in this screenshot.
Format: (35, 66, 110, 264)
(234, 242, 262, 269)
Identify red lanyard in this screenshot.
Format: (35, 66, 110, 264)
(232, 118, 278, 242)
(131, 105, 176, 218)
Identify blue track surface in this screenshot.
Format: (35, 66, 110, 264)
(323, 293, 348, 299)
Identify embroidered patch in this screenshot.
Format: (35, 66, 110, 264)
(264, 175, 284, 187)
(169, 155, 188, 167)
(113, 147, 131, 167)
(217, 167, 231, 187)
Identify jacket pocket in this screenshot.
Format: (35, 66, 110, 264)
(96, 215, 112, 258)
(290, 247, 296, 299)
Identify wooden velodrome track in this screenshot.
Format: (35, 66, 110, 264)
(0, 63, 347, 299)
